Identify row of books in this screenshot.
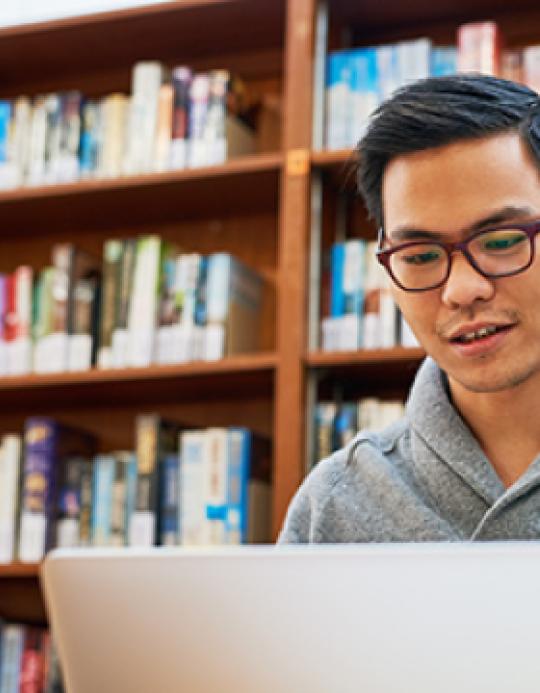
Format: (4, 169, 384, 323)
(320, 239, 419, 352)
(313, 398, 405, 468)
(0, 624, 63, 693)
(0, 61, 255, 189)
(0, 239, 264, 376)
(0, 416, 272, 564)
(325, 21, 540, 150)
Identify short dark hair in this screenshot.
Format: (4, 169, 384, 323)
(357, 74, 540, 228)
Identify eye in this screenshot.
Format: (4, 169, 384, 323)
(400, 249, 442, 265)
(480, 231, 527, 251)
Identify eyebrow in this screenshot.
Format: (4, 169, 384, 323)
(387, 205, 537, 243)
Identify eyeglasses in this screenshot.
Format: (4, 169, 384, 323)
(376, 219, 540, 292)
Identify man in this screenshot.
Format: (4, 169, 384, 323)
(279, 73, 540, 543)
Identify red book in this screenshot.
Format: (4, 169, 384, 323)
(19, 628, 46, 693)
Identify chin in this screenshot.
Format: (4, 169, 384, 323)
(449, 365, 538, 394)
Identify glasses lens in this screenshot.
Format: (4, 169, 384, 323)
(469, 228, 531, 276)
(388, 243, 447, 290)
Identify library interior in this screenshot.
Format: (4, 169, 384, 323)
(1, 0, 540, 690)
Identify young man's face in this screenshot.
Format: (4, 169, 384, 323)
(382, 132, 540, 396)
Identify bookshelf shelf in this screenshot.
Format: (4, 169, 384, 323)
(0, 0, 286, 96)
(311, 149, 354, 167)
(0, 562, 39, 579)
(306, 347, 425, 368)
(0, 153, 283, 233)
(0, 354, 277, 410)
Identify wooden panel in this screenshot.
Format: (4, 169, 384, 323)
(274, 0, 316, 537)
(0, 0, 285, 94)
(0, 354, 276, 411)
(330, 0, 540, 38)
(0, 154, 282, 234)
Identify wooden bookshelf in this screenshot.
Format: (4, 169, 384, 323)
(0, 562, 40, 579)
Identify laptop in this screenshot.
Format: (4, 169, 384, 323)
(41, 543, 540, 693)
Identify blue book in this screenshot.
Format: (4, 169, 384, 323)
(0, 101, 11, 165)
(342, 239, 366, 317)
(225, 428, 271, 544)
(330, 243, 345, 317)
(334, 402, 358, 449)
(160, 452, 180, 545)
(431, 47, 457, 76)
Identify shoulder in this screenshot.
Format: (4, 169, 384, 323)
(277, 416, 410, 544)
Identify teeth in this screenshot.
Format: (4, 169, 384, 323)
(458, 326, 498, 343)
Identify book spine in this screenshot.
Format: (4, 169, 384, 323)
(430, 46, 458, 77)
(225, 427, 249, 544)
(170, 66, 192, 169)
(129, 414, 160, 546)
(153, 83, 174, 172)
(55, 457, 89, 548)
(0, 434, 22, 564)
(325, 51, 352, 149)
(111, 237, 136, 368)
(125, 61, 164, 174)
(457, 21, 501, 76)
(330, 243, 345, 317)
(110, 455, 128, 547)
(349, 48, 379, 144)
(188, 73, 210, 168)
(98, 239, 123, 368)
(179, 430, 207, 545)
(127, 235, 162, 367)
(19, 627, 46, 693)
(205, 69, 229, 165)
(91, 455, 114, 547)
(159, 452, 180, 546)
(523, 46, 540, 93)
(203, 428, 228, 545)
(18, 418, 59, 562)
(79, 100, 99, 178)
(313, 402, 337, 467)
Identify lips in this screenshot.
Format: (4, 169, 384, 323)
(448, 322, 516, 344)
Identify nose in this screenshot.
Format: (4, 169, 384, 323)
(440, 251, 495, 309)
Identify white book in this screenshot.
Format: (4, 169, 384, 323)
(0, 434, 22, 564)
(27, 95, 48, 186)
(127, 235, 161, 367)
(400, 314, 420, 348)
(180, 430, 208, 546)
(124, 61, 164, 174)
(203, 428, 229, 545)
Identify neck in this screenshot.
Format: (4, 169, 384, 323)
(448, 373, 540, 488)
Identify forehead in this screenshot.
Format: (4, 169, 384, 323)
(382, 133, 540, 238)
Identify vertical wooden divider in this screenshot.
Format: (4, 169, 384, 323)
(273, 0, 316, 537)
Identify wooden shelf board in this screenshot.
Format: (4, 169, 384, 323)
(0, 153, 283, 233)
(0, 353, 277, 410)
(0, 562, 40, 578)
(0, 0, 285, 94)
(306, 347, 425, 368)
(311, 149, 354, 167)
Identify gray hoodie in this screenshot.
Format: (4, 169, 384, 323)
(278, 358, 540, 543)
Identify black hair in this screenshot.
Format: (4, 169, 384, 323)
(357, 74, 540, 228)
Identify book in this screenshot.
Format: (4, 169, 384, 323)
(55, 456, 92, 548)
(5, 266, 33, 375)
(18, 419, 95, 562)
(159, 452, 180, 546)
(457, 21, 501, 76)
(204, 253, 264, 360)
(97, 239, 123, 369)
(127, 235, 163, 367)
(170, 66, 192, 169)
(225, 428, 271, 544)
(0, 434, 22, 564)
(129, 414, 180, 547)
(179, 429, 207, 546)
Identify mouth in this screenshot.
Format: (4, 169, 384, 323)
(449, 324, 515, 345)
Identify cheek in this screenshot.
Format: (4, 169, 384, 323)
(391, 289, 438, 339)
